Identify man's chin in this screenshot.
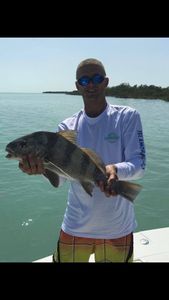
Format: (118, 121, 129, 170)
(84, 91, 98, 99)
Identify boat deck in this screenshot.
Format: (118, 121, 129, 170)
(34, 227, 169, 262)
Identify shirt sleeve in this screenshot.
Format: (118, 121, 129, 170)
(114, 110, 146, 180)
(57, 122, 69, 131)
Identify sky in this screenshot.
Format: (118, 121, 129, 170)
(0, 37, 169, 93)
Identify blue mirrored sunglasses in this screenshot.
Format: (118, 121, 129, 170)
(77, 74, 105, 87)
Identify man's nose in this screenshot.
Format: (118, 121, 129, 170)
(87, 80, 95, 87)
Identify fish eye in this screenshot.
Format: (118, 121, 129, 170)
(20, 141, 27, 148)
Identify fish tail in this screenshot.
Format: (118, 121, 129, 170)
(113, 181, 142, 202)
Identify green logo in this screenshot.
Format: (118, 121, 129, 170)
(104, 132, 119, 143)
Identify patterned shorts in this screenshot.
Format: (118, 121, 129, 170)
(53, 230, 133, 262)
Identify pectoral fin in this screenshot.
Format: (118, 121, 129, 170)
(80, 181, 94, 197)
(43, 169, 60, 188)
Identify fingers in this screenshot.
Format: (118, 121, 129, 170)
(104, 179, 117, 197)
(19, 155, 45, 175)
(97, 164, 118, 197)
(97, 180, 117, 197)
(106, 165, 118, 179)
(96, 180, 105, 192)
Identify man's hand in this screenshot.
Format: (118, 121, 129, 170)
(19, 155, 45, 175)
(97, 164, 118, 197)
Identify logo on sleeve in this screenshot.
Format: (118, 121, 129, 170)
(137, 130, 146, 169)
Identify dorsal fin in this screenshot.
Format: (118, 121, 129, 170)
(81, 147, 106, 174)
(58, 130, 77, 144)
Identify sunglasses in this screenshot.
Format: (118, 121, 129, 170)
(77, 74, 105, 87)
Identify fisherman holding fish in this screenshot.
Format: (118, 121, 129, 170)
(6, 58, 146, 262)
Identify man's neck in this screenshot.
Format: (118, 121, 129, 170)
(84, 99, 107, 118)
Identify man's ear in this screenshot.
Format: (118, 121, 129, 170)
(104, 77, 109, 87)
(75, 81, 79, 90)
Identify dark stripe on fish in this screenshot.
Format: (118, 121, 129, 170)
(79, 154, 92, 178)
(61, 141, 77, 169)
(93, 166, 106, 183)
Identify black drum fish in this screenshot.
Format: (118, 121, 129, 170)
(5, 130, 142, 201)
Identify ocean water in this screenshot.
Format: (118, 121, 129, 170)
(0, 93, 169, 262)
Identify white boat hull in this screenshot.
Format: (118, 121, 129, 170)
(34, 227, 169, 262)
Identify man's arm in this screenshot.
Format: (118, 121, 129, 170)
(114, 110, 146, 181)
(97, 110, 146, 197)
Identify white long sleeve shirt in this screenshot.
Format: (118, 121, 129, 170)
(57, 103, 146, 238)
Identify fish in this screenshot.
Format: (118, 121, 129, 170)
(5, 130, 142, 202)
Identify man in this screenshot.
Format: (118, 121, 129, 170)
(19, 58, 146, 262)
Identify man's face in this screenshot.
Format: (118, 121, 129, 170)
(76, 64, 108, 99)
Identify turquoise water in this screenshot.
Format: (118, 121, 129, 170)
(1, 93, 169, 262)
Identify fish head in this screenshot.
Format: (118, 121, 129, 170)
(5, 131, 49, 160)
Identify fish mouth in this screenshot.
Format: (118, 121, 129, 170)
(5, 147, 15, 159)
(6, 153, 14, 159)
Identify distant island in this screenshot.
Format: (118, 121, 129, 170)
(43, 83, 169, 102)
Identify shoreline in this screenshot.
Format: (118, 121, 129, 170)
(42, 83, 169, 102)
